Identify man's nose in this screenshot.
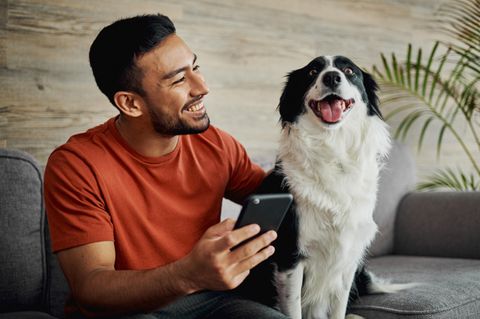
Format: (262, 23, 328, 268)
(190, 72, 209, 97)
(322, 71, 342, 89)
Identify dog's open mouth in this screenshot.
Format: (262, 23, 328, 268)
(309, 95, 355, 124)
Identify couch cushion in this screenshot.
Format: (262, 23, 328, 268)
(349, 255, 480, 318)
(395, 192, 480, 259)
(369, 141, 416, 257)
(0, 149, 46, 311)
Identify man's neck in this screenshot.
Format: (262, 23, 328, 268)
(115, 115, 179, 158)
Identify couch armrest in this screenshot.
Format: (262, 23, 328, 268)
(394, 191, 480, 259)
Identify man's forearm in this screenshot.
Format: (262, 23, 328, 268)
(74, 259, 194, 317)
(61, 219, 276, 318)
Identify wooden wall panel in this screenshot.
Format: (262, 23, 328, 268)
(2, 0, 476, 178)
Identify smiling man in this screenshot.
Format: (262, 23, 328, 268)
(44, 14, 287, 319)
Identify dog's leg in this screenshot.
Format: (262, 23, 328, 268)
(304, 301, 328, 319)
(275, 262, 304, 319)
(330, 267, 357, 319)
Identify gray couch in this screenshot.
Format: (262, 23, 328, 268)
(0, 149, 69, 319)
(1, 144, 479, 319)
(349, 143, 480, 318)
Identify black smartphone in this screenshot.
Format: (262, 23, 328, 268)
(234, 193, 294, 234)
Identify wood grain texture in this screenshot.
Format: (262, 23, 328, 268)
(2, 0, 476, 178)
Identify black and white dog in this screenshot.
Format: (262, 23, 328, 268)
(239, 56, 402, 319)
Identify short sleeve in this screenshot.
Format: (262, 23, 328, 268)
(44, 148, 114, 252)
(220, 131, 266, 204)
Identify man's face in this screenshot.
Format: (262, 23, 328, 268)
(135, 34, 210, 135)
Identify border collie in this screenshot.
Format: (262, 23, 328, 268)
(240, 56, 396, 319)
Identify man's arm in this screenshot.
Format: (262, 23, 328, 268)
(57, 218, 276, 317)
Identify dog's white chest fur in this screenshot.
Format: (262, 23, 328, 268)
(276, 115, 390, 319)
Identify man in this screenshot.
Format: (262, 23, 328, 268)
(44, 14, 287, 319)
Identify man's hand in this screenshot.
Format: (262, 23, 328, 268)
(55, 218, 276, 317)
(178, 218, 277, 292)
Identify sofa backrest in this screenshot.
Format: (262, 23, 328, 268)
(0, 148, 69, 317)
(0, 148, 48, 312)
(369, 141, 417, 257)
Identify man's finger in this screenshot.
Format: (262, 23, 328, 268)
(228, 230, 277, 262)
(215, 224, 261, 251)
(230, 270, 250, 289)
(204, 218, 236, 237)
(232, 245, 275, 275)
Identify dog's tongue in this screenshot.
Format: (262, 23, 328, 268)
(319, 99, 343, 123)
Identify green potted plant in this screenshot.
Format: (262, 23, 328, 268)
(373, 0, 479, 191)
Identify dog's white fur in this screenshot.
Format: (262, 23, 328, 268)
(274, 57, 391, 319)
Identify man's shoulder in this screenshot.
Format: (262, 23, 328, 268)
(47, 118, 114, 166)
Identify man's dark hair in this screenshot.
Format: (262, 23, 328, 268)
(89, 14, 176, 107)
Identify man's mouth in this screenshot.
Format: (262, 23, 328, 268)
(309, 94, 354, 124)
(184, 101, 205, 113)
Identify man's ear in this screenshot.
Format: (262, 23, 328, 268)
(113, 91, 144, 117)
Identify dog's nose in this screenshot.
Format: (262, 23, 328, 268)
(322, 71, 342, 89)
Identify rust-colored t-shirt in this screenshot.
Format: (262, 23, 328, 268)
(44, 117, 265, 270)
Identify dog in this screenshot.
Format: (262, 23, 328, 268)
(238, 56, 403, 319)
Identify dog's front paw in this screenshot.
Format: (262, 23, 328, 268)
(345, 314, 365, 319)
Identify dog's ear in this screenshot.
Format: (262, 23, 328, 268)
(362, 70, 383, 119)
(278, 68, 313, 127)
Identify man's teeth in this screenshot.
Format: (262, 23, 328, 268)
(187, 103, 203, 112)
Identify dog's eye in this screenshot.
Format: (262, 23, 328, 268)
(344, 68, 354, 75)
(309, 69, 319, 77)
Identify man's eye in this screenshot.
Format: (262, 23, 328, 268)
(193, 65, 200, 71)
(172, 76, 186, 85)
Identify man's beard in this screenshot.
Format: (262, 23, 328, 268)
(148, 106, 210, 136)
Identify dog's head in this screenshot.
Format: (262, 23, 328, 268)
(278, 56, 382, 130)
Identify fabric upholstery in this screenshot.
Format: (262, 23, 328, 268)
(0, 149, 47, 312)
(369, 141, 416, 257)
(45, 218, 69, 318)
(395, 192, 480, 259)
(350, 255, 480, 318)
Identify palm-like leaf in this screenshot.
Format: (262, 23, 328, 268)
(373, 0, 480, 191)
(373, 45, 473, 153)
(437, 0, 480, 74)
(418, 168, 480, 191)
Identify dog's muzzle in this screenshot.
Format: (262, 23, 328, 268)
(309, 95, 355, 124)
